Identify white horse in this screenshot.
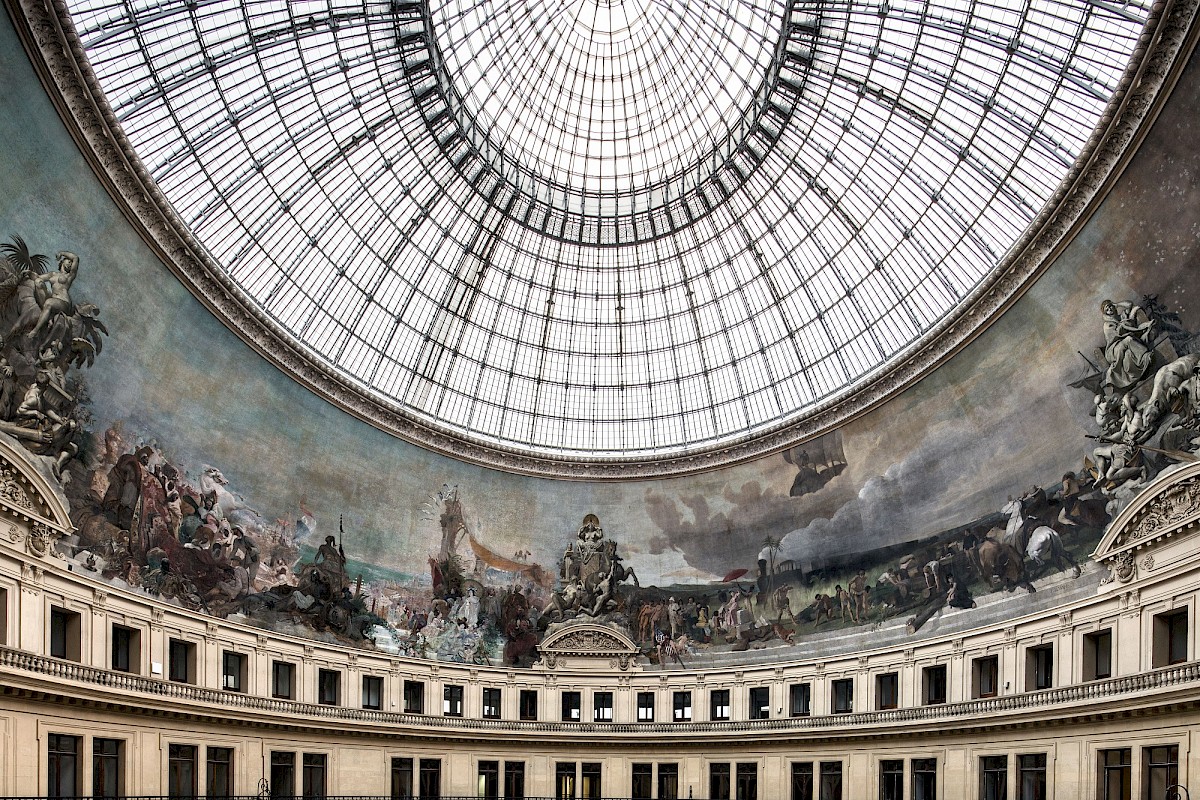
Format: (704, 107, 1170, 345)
(1025, 526, 1081, 578)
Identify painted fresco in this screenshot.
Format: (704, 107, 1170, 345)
(3, 15, 1200, 666)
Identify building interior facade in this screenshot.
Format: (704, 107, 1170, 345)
(0, 0, 1198, 797)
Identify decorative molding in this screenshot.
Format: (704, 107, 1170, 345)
(539, 623, 640, 671)
(4, 0, 1197, 479)
(1096, 463, 1200, 589)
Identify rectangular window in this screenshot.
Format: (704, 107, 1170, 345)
(832, 679, 853, 714)
(169, 744, 198, 799)
(483, 687, 501, 719)
(973, 655, 999, 698)
(1100, 749, 1131, 800)
(819, 761, 843, 800)
(48, 734, 79, 799)
(111, 624, 138, 673)
(504, 761, 526, 800)
(443, 684, 464, 717)
(880, 759, 903, 800)
(876, 672, 899, 710)
(673, 691, 692, 721)
(169, 639, 195, 684)
(93, 738, 123, 799)
(1153, 609, 1189, 667)
(519, 689, 538, 721)
(0, 586, 7, 646)
(391, 757, 413, 799)
(580, 762, 601, 800)
(923, 665, 947, 705)
(632, 763, 654, 800)
(1026, 645, 1054, 691)
(980, 755, 1007, 800)
(302, 754, 327, 799)
(749, 686, 770, 720)
(318, 669, 340, 706)
(792, 762, 814, 800)
(270, 752, 295, 799)
(561, 690, 581, 721)
(273, 661, 295, 700)
(556, 762, 576, 800)
(790, 683, 811, 717)
(658, 763, 679, 800)
(478, 759, 500, 800)
(911, 758, 936, 800)
(736, 762, 758, 800)
(710, 688, 731, 721)
(1084, 630, 1113, 681)
(418, 758, 440, 799)
(403, 680, 424, 714)
(206, 747, 233, 799)
(1144, 745, 1178, 800)
(709, 763, 731, 800)
(362, 675, 383, 710)
(222, 651, 246, 693)
(49, 607, 81, 661)
(1017, 754, 1046, 800)
(637, 691, 655, 721)
(593, 691, 613, 722)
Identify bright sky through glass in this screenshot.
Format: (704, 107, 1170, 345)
(66, 0, 1152, 459)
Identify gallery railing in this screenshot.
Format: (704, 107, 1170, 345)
(2, 645, 1198, 736)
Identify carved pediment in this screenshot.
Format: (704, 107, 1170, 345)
(0, 434, 72, 528)
(540, 623, 638, 656)
(1094, 462, 1200, 584)
(538, 622, 640, 670)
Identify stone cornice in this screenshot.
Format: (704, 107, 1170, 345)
(5, 0, 1200, 478)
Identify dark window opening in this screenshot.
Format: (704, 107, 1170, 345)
(876, 672, 899, 710)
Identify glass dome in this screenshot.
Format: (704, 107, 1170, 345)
(65, 0, 1153, 461)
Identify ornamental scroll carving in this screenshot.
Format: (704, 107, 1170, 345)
(1120, 477, 1200, 546)
(539, 624, 640, 671)
(0, 464, 35, 511)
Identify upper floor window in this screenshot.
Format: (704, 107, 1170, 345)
(111, 624, 138, 673)
(876, 672, 899, 710)
(482, 687, 501, 719)
(403, 680, 424, 714)
(1153, 609, 1188, 667)
(789, 683, 811, 717)
(318, 668, 340, 705)
(973, 655, 999, 698)
(1083, 629, 1113, 680)
(710, 689, 730, 721)
(272, 661, 295, 700)
(362, 675, 383, 710)
(519, 689, 538, 721)
(636, 691, 655, 722)
(561, 690, 581, 721)
(221, 651, 246, 693)
(49, 607, 81, 662)
(593, 691, 613, 722)
(922, 665, 947, 705)
(831, 679, 853, 714)
(672, 691, 692, 722)
(748, 686, 770, 720)
(1026, 645, 1054, 691)
(169, 639, 195, 684)
(443, 684, 464, 717)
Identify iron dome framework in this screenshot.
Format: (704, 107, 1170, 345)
(61, 0, 1157, 465)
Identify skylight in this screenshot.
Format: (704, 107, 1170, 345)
(65, 0, 1153, 460)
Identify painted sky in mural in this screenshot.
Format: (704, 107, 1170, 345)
(3, 15, 1200, 664)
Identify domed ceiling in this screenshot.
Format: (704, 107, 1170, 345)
(64, 0, 1153, 469)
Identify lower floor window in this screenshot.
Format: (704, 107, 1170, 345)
(47, 734, 79, 799)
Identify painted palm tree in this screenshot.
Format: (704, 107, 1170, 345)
(761, 535, 782, 576)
